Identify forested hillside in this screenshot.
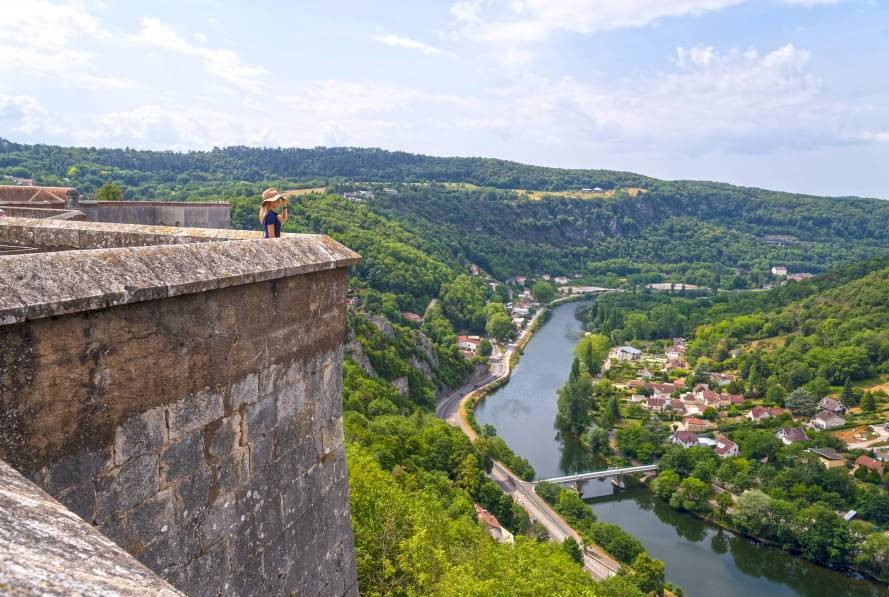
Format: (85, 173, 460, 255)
(688, 262, 889, 390)
(580, 257, 889, 344)
(4, 139, 887, 287)
(341, 304, 652, 596)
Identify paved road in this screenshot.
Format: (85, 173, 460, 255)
(489, 462, 621, 580)
(434, 309, 621, 580)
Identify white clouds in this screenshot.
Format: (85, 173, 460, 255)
(17, 39, 880, 162)
(2, 2, 885, 196)
(782, 0, 842, 5)
(451, 0, 745, 43)
(665, 43, 818, 98)
(373, 34, 454, 57)
(675, 44, 718, 68)
(0, 0, 123, 88)
(0, 94, 46, 135)
(128, 17, 268, 91)
(860, 131, 889, 143)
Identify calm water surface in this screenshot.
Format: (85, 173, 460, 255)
(475, 301, 887, 597)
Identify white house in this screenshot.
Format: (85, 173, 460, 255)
(812, 410, 846, 430)
(610, 346, 642, 362)
(457, 335, 481, 352)
(645, 397, 668, 412)
(771, 265, 788, 277)
(714, 436, 739, 458)
(776, 427, 809, 445)
(671, 430, 699, 448)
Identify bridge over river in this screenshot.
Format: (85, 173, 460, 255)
(537, 464, 659, 485)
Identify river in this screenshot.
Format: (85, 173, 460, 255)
(475, 300, 887, 597)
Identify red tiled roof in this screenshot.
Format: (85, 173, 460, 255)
(715, 436, 738, 455)
(685, 417, 709, 426)
(474, 504, 502, 529)
(0, 185, 73, 205)
(778, 427, 809, 442)
(673, 430, 698, 444)
(855, 455, 884, 473)
(750, 406, 772, 419)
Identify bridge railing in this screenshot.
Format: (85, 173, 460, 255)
(537, 464, 659, 485)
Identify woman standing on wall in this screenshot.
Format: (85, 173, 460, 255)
(259, 187, 288, 238)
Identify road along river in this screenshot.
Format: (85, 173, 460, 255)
(475, 300, 886, 597)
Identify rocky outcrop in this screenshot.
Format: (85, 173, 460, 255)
(365, 314, 395, 339)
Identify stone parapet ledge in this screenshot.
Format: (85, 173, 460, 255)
(0, 216, 267, 249)
(81, 200, 230, 207)
(0, 218, 361, 325)
(0, 459, 184, 597)
(0, 207, 86, 221)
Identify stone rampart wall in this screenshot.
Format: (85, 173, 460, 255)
(79, 201, 231, 229)
(0, 220, 359, 596)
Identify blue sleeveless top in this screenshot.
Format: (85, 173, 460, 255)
(263, 210, 281, 238)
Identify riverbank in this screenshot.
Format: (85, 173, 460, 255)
(463, 298, 558, 434)
(636, 475, 889, 585)
(588, 485, 888, 597)
(437, 303, 623, 581)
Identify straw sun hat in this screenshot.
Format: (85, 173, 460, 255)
(261, 188, 285, 204)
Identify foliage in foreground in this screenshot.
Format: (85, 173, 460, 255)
(348, 445, 646, 597)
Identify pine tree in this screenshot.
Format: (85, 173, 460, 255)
(569, 357, 581, 382)
(583, 341, 595, 375)
(841, 377, 856, 407)
(861, 392, 877, 413)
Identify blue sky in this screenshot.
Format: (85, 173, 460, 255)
(1, 1, 888, 197)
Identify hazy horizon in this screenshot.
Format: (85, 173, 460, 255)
(5, 136, 886, 201)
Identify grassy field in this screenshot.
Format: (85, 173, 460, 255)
(747, 335, 789, 351)
(441, 181, 646, 200)
(521, 187, 646, 201)
(863, 376, 889, 394)
(282, 187, 327, 197)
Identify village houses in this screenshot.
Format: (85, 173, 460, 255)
(610, 346, 642, 362)
(474, 505, 514, 544)
(714, 436, 740, 458)
(855, 455, 885, 477)
(812, 410, 846, 430)
(818, 397, 846, 415)
(811, 447, 846, 469)
(670, 430, 699, 449)
(684, 417, 714, 433)
(777, 427, 810, 445)
(457, 335, 481, 357)
(747, 405, 786, 423)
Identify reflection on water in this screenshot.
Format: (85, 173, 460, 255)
(474, 300, 888, 597)
(589, 488, 886, 597)
(475, 301, 595, 480)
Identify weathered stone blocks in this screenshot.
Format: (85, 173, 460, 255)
(0, 249, 357, 596)
(114, 405, 167, 466)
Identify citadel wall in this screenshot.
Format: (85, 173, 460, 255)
(0, 218, 359, 596)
